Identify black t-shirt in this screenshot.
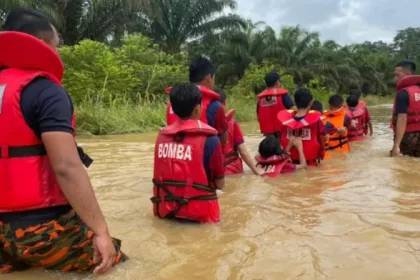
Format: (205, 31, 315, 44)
(395, 90, 409, 114)
(0, 77, 74, 228)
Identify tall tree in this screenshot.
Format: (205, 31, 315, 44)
(0, 0, 143, 45)
(129, 0, 246, 53)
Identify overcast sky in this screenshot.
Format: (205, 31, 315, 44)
(234, 0, 420, 45)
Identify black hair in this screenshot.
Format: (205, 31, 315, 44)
(259, 135, 286, 159)
(294, 88, 313, 109)
(215, 88, 226, 104)
(4, 8, 54, 40)
(311, 100, 323, 113)
(396, 60, 416, 73)
(170, 83, 202, 119)
(329, 94, 344, 108)
(346, 94, 359, 108)
(264, 72, 280, 88)
(189, 56, 216, 83)
(349, 89, 361, 99)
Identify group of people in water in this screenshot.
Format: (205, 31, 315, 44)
(152, 57, 374, 223)
(1, 6, 420, 276)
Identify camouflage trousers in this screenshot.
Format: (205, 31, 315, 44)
(0, 210, 128, 273)
(400, 132, 420, 157)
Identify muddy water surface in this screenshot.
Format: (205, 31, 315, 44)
(6, 105, 420, 280)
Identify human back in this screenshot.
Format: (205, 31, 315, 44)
(152, 83, 224, 223)
(0, 8, 126, 274)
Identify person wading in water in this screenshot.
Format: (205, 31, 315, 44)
(0, 8, 127, 274)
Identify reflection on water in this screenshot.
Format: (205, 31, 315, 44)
(6, 105, 420, 280)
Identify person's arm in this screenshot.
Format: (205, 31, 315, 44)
(208, 101, 228, 145)
(392, 91, 409, 156)
(30, 88, 109, 236)
(205, 136, 225, 190)
(292, 137, 307, 170)
(233, 122, 261, 175)
(282, 94, 296, 110)
(365, 108, 373, 136)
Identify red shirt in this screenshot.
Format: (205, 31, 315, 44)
(233, 121, 245, 147)
(281, 161, 297, 173)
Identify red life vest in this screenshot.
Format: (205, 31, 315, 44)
(278, 110, 323, 166)
(392, 75, 420, 133)
(0, 32, 72, 212)
(151, 119, 220, 223)
(257, 88, 289, 134)
(165, 85, 220, 126)
(346, 106, 365, 142)
(223, 109, 243, 175)
(345, 101, 367, 135)
(255, 154, 290, 178)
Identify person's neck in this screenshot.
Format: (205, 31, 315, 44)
(195, 82, 209, 89)
(295, 109, 307, 117)
(330, 107, 342, 112)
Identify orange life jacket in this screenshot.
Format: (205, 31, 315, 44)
(320, 115, 331, 159)
(323, 108, 350, 152)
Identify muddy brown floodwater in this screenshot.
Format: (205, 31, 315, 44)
(5, 105, 420, 280)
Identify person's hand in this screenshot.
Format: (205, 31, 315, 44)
(292, 137, 303, 149)
(93, 232, 117, 274)
(390, 146, 401, 157)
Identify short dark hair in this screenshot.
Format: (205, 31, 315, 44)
(189, 56, 216, 83)
(346, 94, 359, 108)
(170, 83, 202, 119)
(311, 100, 323, 113)
(396, 60, 416, 73)
(294, 88, 313, 109)
(349, 89, 361, 99)
(264, 72, 280, 87)
(329, 94, 344, 108)
(4, 8, 54, 39)
(259, 135, 286, 158)
(214, 89, 226, 104)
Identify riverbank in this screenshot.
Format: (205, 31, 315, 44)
(75, 95, 394, 136)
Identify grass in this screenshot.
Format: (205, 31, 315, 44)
(75, 94, 394, 136)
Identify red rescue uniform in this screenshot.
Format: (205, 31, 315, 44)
(278, 110, 324, 166)
(257, 88, 289, 135)
(255, 154, 295, 177)
(152, 119, 220, 223)
(223, 109, 243, 175)
(392, 75, 420, 133)
(0, 32, 75, 213)
(165, 86, 220, 126)
(346, 105, 366, 142)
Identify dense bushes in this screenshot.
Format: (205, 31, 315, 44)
(60, 34, 391, 135)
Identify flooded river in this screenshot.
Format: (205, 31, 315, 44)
(6, 105, 420, 280)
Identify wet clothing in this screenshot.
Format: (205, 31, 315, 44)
(207, 100, 228, 137)
(395, 90, 409, 114)
(204, 136, 225, 182)
(400, 132, 420, 157)
(0, 211, 127, 273)
(224, 115, 245, 175)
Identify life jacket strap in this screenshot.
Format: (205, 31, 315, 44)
(151, 179, 217, 219)
(327, 139, 349, 150)
(0, 144, 93, 168)
(224, 151, 239, 166)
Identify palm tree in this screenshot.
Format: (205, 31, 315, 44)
(128, 0, 246, 53)
(0, 0, 143, 45)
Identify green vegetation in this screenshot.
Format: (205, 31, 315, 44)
(1, 0, 415, 135)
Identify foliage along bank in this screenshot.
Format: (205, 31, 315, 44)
(60, 35, 392, 136)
